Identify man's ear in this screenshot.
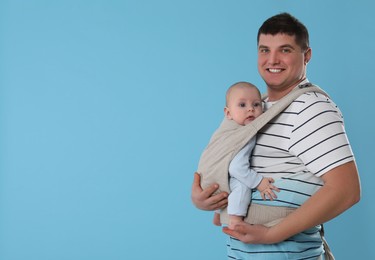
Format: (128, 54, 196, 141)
(224, 107, 232, 119)
(304, 47, 312, 65)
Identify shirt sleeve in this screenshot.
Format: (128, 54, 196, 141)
(289, 92, 355, 177)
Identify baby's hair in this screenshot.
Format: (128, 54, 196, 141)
(225, 82, 261, 106)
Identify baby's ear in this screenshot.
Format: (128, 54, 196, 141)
(224, 107, 232, 119)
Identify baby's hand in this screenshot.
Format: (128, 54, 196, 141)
(257, 177, 280, 200)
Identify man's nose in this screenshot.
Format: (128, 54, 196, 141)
(268, 51, 280, 65)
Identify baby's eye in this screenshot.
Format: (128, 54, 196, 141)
(239, 103, 246, 108)
(253, 102, 261, 107)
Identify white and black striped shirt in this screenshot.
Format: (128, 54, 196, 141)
(227, 86, 355, 259)
(250, 90, 354, 207)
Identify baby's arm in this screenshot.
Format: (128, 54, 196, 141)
(257, 177, 280, 200)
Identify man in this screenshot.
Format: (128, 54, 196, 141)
(191, 13, 361, 259)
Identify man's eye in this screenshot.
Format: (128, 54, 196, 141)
(259, 48, 269, 53)
(281, 48, 291, 53)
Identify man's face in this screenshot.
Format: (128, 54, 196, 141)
(257, 33, 311, 100)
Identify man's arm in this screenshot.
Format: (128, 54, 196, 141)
(223, 161, 361, 244)
(191, 173, 228, 211)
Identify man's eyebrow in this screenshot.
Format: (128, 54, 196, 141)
(280, 44, 295, 49)
(258, 44, 296, 49)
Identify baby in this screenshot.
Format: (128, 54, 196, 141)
(214, 82, 279, 229)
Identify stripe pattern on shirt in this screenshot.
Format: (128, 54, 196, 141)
(227, 91, 355, 259)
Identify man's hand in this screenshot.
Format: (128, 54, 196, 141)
(222, 222, 275, 244)
(222, 161, 361, 245)
(191, 173, 228, 211)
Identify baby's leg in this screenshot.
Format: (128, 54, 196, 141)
(228, 177, 251, 229)
(213, 211, 221, 226)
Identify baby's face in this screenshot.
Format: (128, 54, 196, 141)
(225, 87, 263, 125)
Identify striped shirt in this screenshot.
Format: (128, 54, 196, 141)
(227, 87, 355, 259)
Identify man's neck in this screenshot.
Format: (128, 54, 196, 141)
(267, 78, 307, 101)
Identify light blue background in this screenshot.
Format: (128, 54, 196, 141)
(1, 1, 374, 259)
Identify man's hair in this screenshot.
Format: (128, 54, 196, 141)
(257, 12, 309, 51)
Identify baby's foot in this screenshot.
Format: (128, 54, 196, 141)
(228, 215, 243, 230)
(213, 213, 221, 226)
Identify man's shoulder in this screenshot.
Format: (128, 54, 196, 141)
(283, 90, 341, 117)
(289, 90, 332, 109)
(285, 89, 344, 122)
(294, 90, 330, 103)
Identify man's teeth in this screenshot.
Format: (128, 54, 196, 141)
(269, 68, 282, 73)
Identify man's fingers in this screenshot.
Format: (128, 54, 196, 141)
(222, 224, 247, 239)
(205, 192, 228, 210)
(192, 173, 202, 189)
(222, 226, 239, 238)
(193, 172, 220, 197)
(191, 173, 202, 202)
(191, 172, 229, 210)
(201, 183, 219, 197)
(214, 194, 228, 209)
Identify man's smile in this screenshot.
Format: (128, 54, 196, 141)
(267, 68, 283, 73)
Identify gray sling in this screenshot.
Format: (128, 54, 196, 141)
(197, 83, 329, 226)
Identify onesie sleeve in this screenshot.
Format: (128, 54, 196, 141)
(229, 137, 263, 189)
